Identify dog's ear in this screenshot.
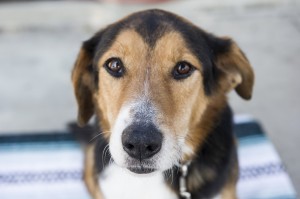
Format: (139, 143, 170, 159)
(208, 35, 254, 100)
(72, 35, 100, 126)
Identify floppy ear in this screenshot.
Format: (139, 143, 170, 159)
(72, 39, 97, 126)
(210, 36, 254, 100)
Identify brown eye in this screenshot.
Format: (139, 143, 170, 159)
(172, 61, 195, 80)
(104, 58, 125, 77)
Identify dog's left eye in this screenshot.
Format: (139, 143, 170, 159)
(172, 61, 195, 79)
(104, 58, 125, 78)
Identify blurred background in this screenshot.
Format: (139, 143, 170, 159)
(0, 0, 299, 197)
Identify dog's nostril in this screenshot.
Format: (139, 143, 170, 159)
(125, 143, 134, 150)
(146, 145, 158, 152)
(146, 145, 153, 152)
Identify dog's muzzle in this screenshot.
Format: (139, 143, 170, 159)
(121, 122, 163, 173)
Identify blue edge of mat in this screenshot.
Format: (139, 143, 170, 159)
(0, 121, 297, 199)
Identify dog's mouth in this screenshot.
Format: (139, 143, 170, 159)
(127, 165, 156, 174)
(124, 159, 157, 174)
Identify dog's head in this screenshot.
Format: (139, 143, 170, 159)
(72, 9, 254, 174)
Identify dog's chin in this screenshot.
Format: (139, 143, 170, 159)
(127, 166, 156, 174)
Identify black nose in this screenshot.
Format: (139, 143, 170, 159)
(122, 123, 163, 160)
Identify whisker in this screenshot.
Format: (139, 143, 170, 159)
(89, 131, 111, 142)
(163, 170, 168, 180)
(104, 145, 110, 165)
(109, 156, 114, 166)
(166, 169, 171, 181)
(175, 135, 186, 139)
(175, 166, 180, 175)
(102, 144, 109, 169)
(170, 167, 174, 185)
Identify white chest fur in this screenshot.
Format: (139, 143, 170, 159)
(99, 164, 178, 199)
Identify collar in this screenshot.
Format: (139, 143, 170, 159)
(179, 161, 191, 199)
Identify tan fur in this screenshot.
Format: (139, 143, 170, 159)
(221, 158, 239, 199)
(84, 144, 104, 199)
(148, 32, 210, 158)
(184, 94, 227, 161)
(72, 49, 95, 126)
(187, 166, 216, 191)
(216, 38, 254, 100)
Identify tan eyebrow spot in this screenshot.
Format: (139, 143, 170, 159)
(153, 31, 203, 70)
(98, 29, 149, 68)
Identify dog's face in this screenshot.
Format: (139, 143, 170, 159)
(72, 10, 254, 174)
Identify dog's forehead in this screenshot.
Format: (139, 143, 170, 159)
(99, 9, 208, 51)
(126, 10, 174, 47)
(121, 9, 205, 48)
(106, 29, 192, 60)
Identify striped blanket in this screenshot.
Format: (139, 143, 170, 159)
(0, 117, 297, 199)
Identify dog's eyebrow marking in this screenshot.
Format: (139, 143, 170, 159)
(96, 29, 147, 70)
(112, 40, 127, 51)
(102, 40, 128, 59)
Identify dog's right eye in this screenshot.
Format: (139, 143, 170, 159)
(104, 58, 125, 78)
(172, 61, 195, 80)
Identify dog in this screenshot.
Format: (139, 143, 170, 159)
(71, 9, 254, 199)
